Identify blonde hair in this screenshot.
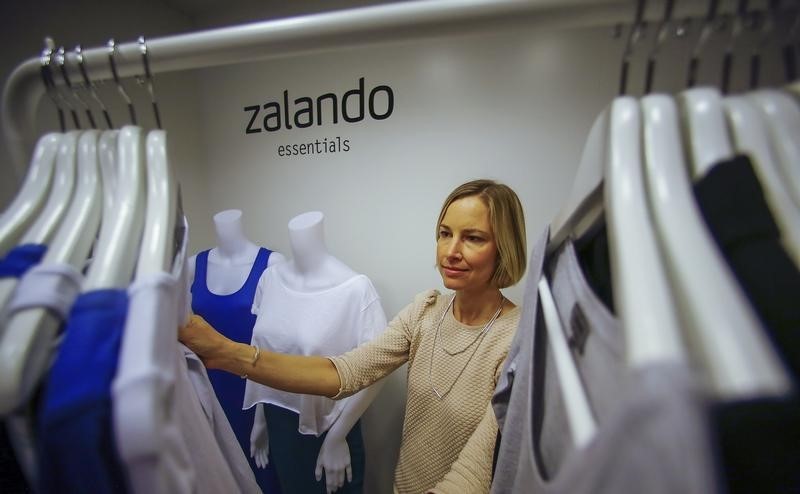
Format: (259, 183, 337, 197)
(436, 179, 527, 288)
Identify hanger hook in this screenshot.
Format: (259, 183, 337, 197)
(75, 45, 113, 129)
(137, 36, 162, 129)
(720, 0, 749, 94)
(55, 46, 84, 129)
(107, 38, 137, 125)
(687, 0, 720, 88)
(40, 38, 66, 132)
(619, 0, 647, 96)
(644, 0, 674, 94)
(782, 2, 800, 82)
(748, 0, 778, 90)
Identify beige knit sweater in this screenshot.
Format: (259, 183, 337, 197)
(329, 290, 521, 494)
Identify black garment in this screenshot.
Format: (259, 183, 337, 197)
(694, 155, 800, 494)
(693, 154, 800, 381)
(711, 397, 800, 494)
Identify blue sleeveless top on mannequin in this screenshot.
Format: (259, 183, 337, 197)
(190, 247, 281, 493)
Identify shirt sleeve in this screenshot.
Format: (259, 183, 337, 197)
(327, 290, 435, 399)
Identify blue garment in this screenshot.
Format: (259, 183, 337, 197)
(265, 404, 365, 494)
(191, 247, 280, 493)
(38, 290, 130, 494)
(0, 244, 47, 278)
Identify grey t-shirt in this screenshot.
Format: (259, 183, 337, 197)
(491, 228, 719, 494)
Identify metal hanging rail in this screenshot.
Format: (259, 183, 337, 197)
(1, 0, 719, 180)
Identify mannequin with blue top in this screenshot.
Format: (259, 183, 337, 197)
(188, 208, 285, 493)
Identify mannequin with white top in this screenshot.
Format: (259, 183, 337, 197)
(188, 209, 285, 494)
(248, 211, 386, 494)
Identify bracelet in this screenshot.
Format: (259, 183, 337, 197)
(240, 345, 261, 379)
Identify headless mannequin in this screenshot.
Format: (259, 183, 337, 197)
(187, 209, 285, 292)
(252, 211, 385, 493)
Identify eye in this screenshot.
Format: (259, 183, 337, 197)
(466, 235, 485, 243)
(438, 230, 451, 239)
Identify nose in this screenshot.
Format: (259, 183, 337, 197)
(445, 238, 463, 261)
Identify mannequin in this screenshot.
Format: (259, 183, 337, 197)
(187, 209, 285, 292)
(188, 209, 285, 493)
(245, 211, 386, 494)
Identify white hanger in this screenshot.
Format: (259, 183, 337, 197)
(136, 130, 177, 278)
(0, 132, 79, 317)
(644, 94, 790, 399)
(548, 108, 609, 253)
(16, 131, 80, 248)
(82, 125, 147, 290)
(723, 95, 800, 267)
(609, 96, 686, 367)
(679, 88, 732, 179)
(748, 89, 800, 209)
(0, 130, 103, 414)
(537, 276, 595, 448)
(98, 130, 120, 215)
(0, 134, 61, 257)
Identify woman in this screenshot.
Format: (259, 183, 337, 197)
(179, 179, 527, 493)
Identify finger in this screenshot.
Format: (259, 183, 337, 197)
(346, 465, 352, 483)
(315, 464, 323, 482)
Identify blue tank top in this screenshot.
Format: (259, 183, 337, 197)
(190, 247, 281, 493)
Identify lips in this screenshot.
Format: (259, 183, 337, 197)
(442, 266, 468, 277)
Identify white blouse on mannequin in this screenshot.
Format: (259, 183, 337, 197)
(245, 211, 387, 491)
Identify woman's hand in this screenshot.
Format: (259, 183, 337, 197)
(178, 314, 233, 369)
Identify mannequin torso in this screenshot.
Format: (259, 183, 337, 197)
(274, 211, 356, 292)
(188, 209, 285, 294)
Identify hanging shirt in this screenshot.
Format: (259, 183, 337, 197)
(491, 227, 719, 494)
(693, 155, 800, 381)
(38, 289, 131, 494)
(693, 155, 800, 494)
(0, 244, 47, 279)
(243, 271, 386, 436)
(112, 217, 261, 494)
(190, 247, 280, 493)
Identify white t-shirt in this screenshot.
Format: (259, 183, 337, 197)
(112, 218, 261, 494)
(243, 271, 387, 435)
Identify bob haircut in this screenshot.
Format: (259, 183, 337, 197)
(436, 179, 527, 289)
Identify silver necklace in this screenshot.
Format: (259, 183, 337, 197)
(429, 293, 504, 400)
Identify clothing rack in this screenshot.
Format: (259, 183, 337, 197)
(0, 0, 739, 180)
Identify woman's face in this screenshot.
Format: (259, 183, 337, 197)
(437, 195, 498, 293)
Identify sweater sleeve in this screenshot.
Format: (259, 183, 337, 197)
(427, 401, 499, 494)
(328, 290, 437, 399)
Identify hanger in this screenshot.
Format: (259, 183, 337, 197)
(0, 134, 60, 257)
(547, 110, 608, 253)
(82, 40, 147, 291)
(537, 277, 596, 447)
(0, 41, 67, 257)
(0, 132, 79, 317)
(748, 89, 800, 210)
(0, 130, 103, 415)
(686, 0, 719, 88)
(641, 94, 790, 399)
(678, 87, 731, 179)
(611, 96, 686, 367)
(136, 36, 175, 278)
(723, 96, 800, 267)
(549, 0, 646, 251)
